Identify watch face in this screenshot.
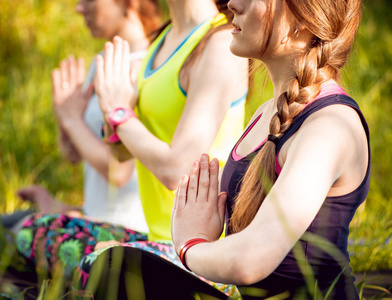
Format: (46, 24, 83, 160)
(113, 109, 125, 122)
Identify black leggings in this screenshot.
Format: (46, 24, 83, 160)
(81, 246, 231, 300)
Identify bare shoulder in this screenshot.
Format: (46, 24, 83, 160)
(286, 103, 368, 179)
(195, 28, 248, 78)
(302, 103, 366, 142)
(188, 28, 248, 101)
(286, 102, 369, 194)
(203, 28, 235, 55)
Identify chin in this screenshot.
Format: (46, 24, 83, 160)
(229, 41, 250, 59)
(90, 30, 106, 39)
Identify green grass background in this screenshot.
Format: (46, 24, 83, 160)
(0, 0, 391, 276)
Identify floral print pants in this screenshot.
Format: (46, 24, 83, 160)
(15, 214, 240, 299)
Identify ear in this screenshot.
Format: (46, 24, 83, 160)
(297, 22, 307, 32)
(293, 22, 307, 38)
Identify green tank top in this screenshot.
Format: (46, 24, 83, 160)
(136, 14, 246, 242)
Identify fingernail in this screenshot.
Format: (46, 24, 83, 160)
(220, 193, 227, 201)
(193, 160, 199, 169)
(210, 159, 217, 169)
(200, 155, 207, 163)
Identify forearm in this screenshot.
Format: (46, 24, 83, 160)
(108, 155, 135, 187)
(62, 118, 111, 180)
(184, 238, 244, 284)
(103, 123, 134, 162)
(116, 118, 192, 190)
(58, 126, 82, 164)
(183, 231, 271, 285)
(110, 142, 134, 162)
(183, 196, 311, 285)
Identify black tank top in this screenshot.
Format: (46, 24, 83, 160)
(220, 94, 370, 299)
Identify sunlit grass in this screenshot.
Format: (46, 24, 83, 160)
(0, 0, 105, 210)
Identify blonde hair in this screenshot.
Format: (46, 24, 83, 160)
(229, 0, 362, 233)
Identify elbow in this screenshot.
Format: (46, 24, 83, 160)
(61, 149, 81, 164)
(229, 246, 272, 286)
(158, 167, 183, 191)
(106, 169, 130, 188)
(110, 177, 128, 188)
(230, 260, 265, 286)
(234, 268, 266, 286)
(160, 174, 180, 191)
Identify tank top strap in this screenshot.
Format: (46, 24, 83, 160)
(138, 13, 227, 86)
(276, 94, 369, 153)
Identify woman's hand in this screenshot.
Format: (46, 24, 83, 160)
(51, 56, 90, 125)
(94, 36, 137, 121)
(171, 153, 227, 254)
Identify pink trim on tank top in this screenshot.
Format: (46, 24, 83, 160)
(232, 113, 264, 161)
(232, 83, 348, 166)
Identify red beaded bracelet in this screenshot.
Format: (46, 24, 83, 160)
(178, 238, 209, 271)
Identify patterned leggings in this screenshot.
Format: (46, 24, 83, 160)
(15, 214, 240, 299)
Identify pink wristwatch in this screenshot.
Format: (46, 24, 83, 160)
(106, 107, 136, 143)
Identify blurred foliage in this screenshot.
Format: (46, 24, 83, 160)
(343, 0, 392, 271)
(0, 0, 106, 209)
(0, 0, 391, 278)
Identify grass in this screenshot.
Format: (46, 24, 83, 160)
(344, 0, 392, 273)
(0, 0, 104, 210)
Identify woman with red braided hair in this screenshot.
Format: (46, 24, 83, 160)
(172, 0, 367, 299)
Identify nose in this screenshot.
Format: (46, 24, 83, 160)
(228, 0, 243, 14)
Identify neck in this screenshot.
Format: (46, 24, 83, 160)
(115, 11, 150, 53)
(263, 55, 297, 106)
(166, 0, 218, 35)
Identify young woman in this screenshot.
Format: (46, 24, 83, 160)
(94, 0, 248, 242)
(172, 0, 367, 299)
(16, 0, 162, 231)
(14, 0, 161, 278)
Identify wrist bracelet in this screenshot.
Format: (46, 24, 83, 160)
(178, 238, 209, 271)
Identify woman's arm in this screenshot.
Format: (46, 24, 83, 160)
(52, 57, 86, 164)
(172, 106, 367, 284)
(57, 125, 82, 164)
(96, 34, 248, 190)
(52, 56, 134, 187)
(60, 118, 134, 187)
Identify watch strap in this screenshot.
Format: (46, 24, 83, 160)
(107, 132, 120, 144)
(108, 107, 136, 132)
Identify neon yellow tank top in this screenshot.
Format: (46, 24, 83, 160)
(136, 14, 246, 242)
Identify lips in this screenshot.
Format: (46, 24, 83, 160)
(231, 21, 241, 34)
(232, 22, 241, 31)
